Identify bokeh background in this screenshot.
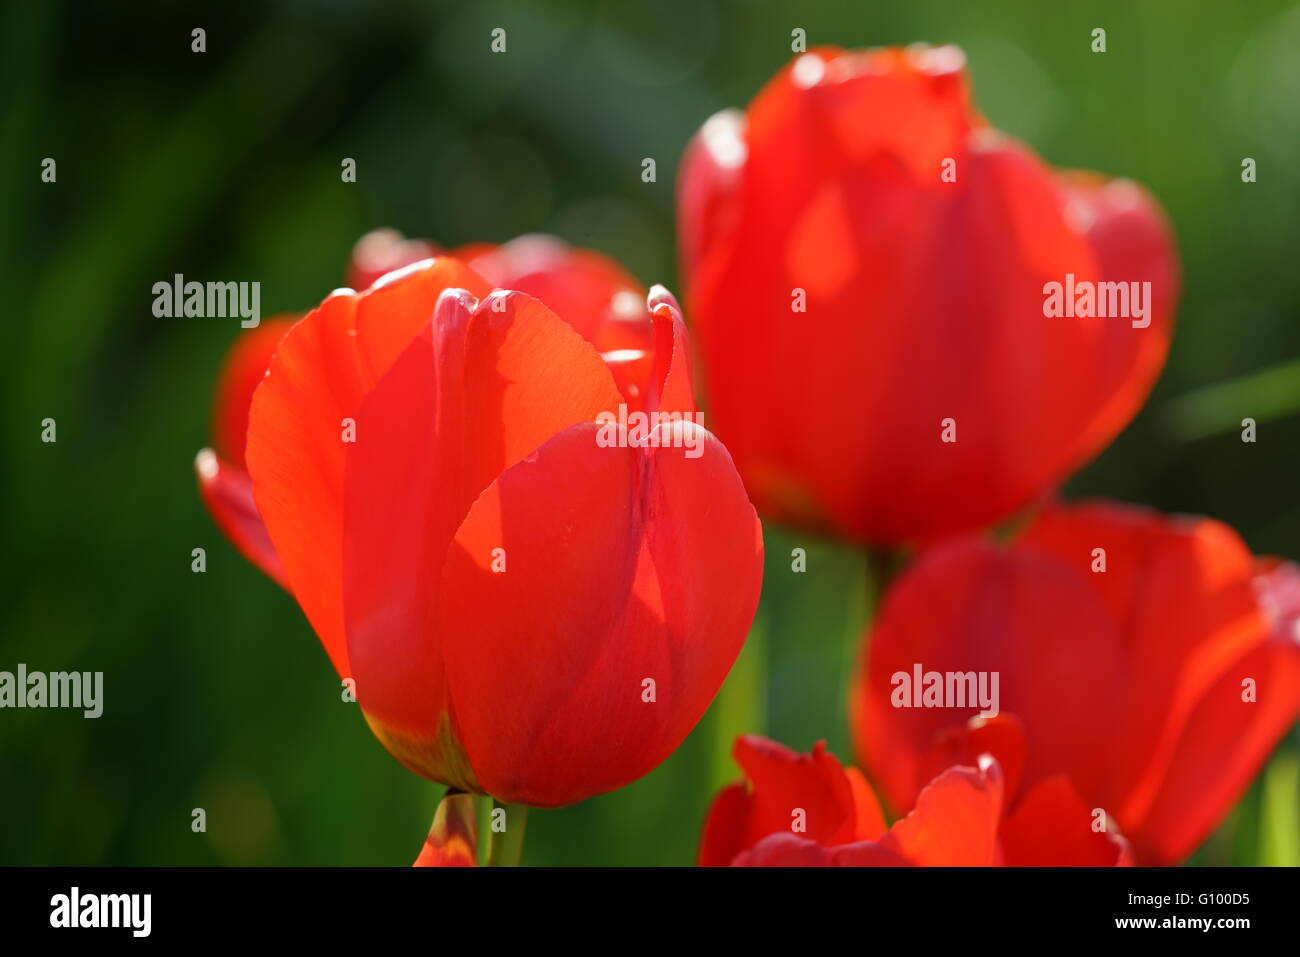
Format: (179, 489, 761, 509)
(3, 0, 1298, 865)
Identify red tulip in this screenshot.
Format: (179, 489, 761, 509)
(205, 252, 762, 807)
(701, 735, 1129, 866)
(678, 45, 1178, 544)
(852, 500, 1300, 864)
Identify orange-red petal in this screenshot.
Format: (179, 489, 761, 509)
(340, 289, 625, 774)
(438, 420, 763, 806)
(245, 259, 490, 677)
(195, 449, 286, 588)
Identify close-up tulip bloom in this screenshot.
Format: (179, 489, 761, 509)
(196, 248, 764, 809)
(853, 500, 1300, 865)
(700, 735, 1129, 866)
(678, 45, 1179, 545)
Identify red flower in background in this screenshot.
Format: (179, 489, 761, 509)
(347, 228, 443, 291)
(853, 500, 1300, 864)
(678, 45, 1178, 544)
(701, 735, 1129, 866)
(195, 316, 295, 587)
(197, 230, 443, 583)
(196, 241, 763, 808)
(700, 736, 885, 865)
(455, 234, 653, 357)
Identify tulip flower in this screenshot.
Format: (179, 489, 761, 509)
(199, 252, 763, 809)
(678, 45, 1178, 544)
(852, 500, 1300, 864)
(700, 735, 1129, 866)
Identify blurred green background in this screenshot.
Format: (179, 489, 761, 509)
(2, 0, 1298, 865)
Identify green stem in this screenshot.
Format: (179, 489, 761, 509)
(486, 802, 529, 867)
(473, 794, 494, 866)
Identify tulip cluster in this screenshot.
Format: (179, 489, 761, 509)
(683, 45, 1299, 867)
(196, 43, 1300, 866)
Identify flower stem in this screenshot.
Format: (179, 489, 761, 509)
(486, 801, 529, 867)
(473, 794, 494, 865)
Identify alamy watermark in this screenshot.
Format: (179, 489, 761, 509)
(1043, 273, 1152, 328)
(890, 663, 999, 718)
(152, 274, 261, 328)
(50, 887, 150, 937)
(1, 664, 102, 718)
(595, 404, 706, 459)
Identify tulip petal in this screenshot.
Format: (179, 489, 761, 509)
(923, 713, 1027, 806)
(456, 234, 647, 351)
(1053, 175, 1178, 458)
(195, 449, 286, 588)
(210, 318, 295, 469)
(734, 736, 878, 850)
(341, 290, 626, 772)
(1017, 501, 1268, 831)
(246, 259, 490, 676)
(731, 833, 838, 867)
(699, 736, 885, 865)
(699, 782, 752, 867)
(677, 108, 747, 284)
(199, 318, 294, 588)
(843, 767, 887, 842)
(645, 286, 697, 418)
(439, 420, 763, 807)
(732, 832, 915, 867)
(877, 757, 1004, 867)
(855, 538, 1125, 818)
(1000, 775, 1132, 867)
(826, 842, 914, 866)
(1133, 628, 1300, 864)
